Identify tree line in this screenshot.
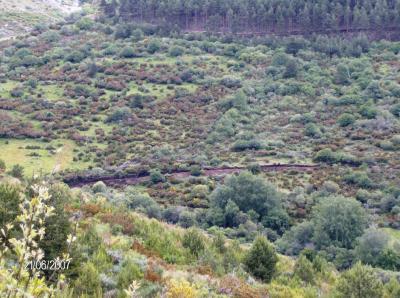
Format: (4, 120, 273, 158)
(100, 0, 400, 35)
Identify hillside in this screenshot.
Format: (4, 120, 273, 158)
(0, 2, 400, 298)
(0, 0, 81, 40)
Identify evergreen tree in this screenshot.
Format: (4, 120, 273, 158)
(244, 236, 278, 282)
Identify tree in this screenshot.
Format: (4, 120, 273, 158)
(210, 172, 284, 228)
(39, 184, 72, 280)
(312, 196, 368, 249)
(354, 229, 389, 267)
(244, 236, 278, 282)
(334, 262, 383, 298)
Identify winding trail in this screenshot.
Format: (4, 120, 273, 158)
(64, 163, 318, 187)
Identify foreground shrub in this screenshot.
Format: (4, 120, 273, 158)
(334, 262, 383, 298)
(166, 279, 198, 298)
(182, 228, 206, 258)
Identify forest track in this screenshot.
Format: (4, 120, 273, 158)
(64, 163, 318, 187)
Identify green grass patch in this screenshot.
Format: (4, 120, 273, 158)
(0, 139, 88, 176)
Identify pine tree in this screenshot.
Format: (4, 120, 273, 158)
(244, 236, 278, 282)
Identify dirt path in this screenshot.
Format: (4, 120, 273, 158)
(64, 163, 318, 187)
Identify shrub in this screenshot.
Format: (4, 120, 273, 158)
(182, 228, 206, 258)
(131, 28, 144, 41)
(65, 50, 85, 63)
(343, 171, 373, 188)
(149, 169, 166, 183)
(313, 148, 337, 164)
(334, 262, 383, 298)
(178, 211, 197, 228)
(294, 255, 315, 284)
(168, 46, 184, 57)
(391, 104, 400, 117)
(73, 262, 102, 296)
(76, 17, 94, 30)
(0, 159, 5, 171)
(9, 164, 24, 179)
(337, 113, 355, 127)
(115, 24, 132, 39)
(166, 279, 198, 298)
(220, 76, 242, 88)
(359, 104, 377, 119)
(304, 123, 321, 137)
(106, 107, 131, 122)
(92, 181, 107, 193)
(244, 236, 278, 282)
(119, 46, 136, 58)
(276, 221, 314, 255)
(147, 40, 161, 54)
(231, 139, 262, 151)
(117, 260, 143, 290)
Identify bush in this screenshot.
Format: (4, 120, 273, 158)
(276, 221, 314, 255)
(147, 40, 161, 54)
(76, 17, 94, 30)
(391, 104, 400, 117)
(168, 46, 184, 57)
(359, 104, 377, 119)
(117, 260, 143, 290)
(337, 113, 355, 127)
(231, 139, 262, 151)
(182, 228, 205, 258)
(343, 171, 373, 188)
(220, 76, 242, 88)
(65, 50, 85, 63)
(244, 236, 278, 282)
(334, 262, 383, 298)
(178, 210, 197, 228)
(0, 159, 5, 171)
(106, 107, 131, 122)
(73, 262, 102, 296)
(9, 164, 24, 179)
(294, 255, 315, 284)
(304, 123, 321, 137)
(313, 148, 337, 164)
(119, 46, 136, 58)
(149, 169, 165, 184)
(92, 181, 107, 193)
(115, 24, 132, 39)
